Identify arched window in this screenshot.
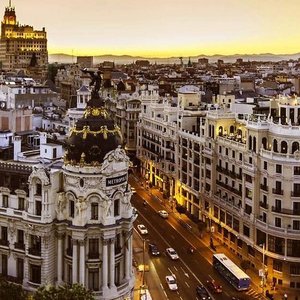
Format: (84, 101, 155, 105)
(292, 141, 299, 154)
(91, 202, 98, 220)
(230, 125, 235, 134)
(248, 136, 252, 151)
(281, 141, 288, 154)
(218, 126, 223, 136)
(262, 137, 267, 150)
(273, 139, 278, 153)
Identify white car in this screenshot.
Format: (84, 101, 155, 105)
(166, 247, 179, 260)
(137, 224, 148, 235)
(165, 275, 178, 291)
(158, 210, 169, 219)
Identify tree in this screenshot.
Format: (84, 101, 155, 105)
(0, 276, 27, 300)
(33, 283, 95, 300)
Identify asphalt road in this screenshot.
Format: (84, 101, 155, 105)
(131, 179, 265, 300)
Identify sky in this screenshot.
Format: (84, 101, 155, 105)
(3, 0, 300, 57)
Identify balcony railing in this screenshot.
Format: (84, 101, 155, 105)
(272, 206, 300, 215)
(28, 247, 41, 256)
(291, 191, 300, 197)
(272, 188, 283, 195)
(260, 184, 269, 192)
(14, 242, 25, 250)
(0, 239, 9, 247)
(260, 201, 269, 209)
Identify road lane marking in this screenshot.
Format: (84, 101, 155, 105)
(174, 266, 178, 271)
(168, 267, 173, 274)
(185, 281, 190, 288)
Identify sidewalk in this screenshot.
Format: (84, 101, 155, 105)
(146, 185, 300, 300)
(132, 231, 166, 300)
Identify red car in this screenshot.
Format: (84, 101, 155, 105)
(206, 278, 222, 293)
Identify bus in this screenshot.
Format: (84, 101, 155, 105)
(212, 253, 250, 291)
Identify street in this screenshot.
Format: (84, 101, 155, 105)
(131, 177, 266, 300)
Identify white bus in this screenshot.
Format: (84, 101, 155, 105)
(212, 253, 250, 291)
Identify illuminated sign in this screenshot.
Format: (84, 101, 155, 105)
(106, 174, 127, 187)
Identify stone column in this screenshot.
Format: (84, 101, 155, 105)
(102, 239, 108, 289)
(79, 240, 85, 285)
(57, 235, 63, 284)
(109, 238, 115, 288)
(72, 240, 78, 283)
(125, 234, 130, 280)
(128, 235, 133, 276)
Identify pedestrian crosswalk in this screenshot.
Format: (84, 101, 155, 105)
(245, 288, 264, 299)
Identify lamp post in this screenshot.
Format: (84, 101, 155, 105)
(261, 243, 266, 295)
(142, 238, 146, 287)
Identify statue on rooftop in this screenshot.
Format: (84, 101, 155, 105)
(81, 68, 102, 98)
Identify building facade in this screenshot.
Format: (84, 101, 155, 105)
(0, 91, 136, 299)
(0, 1, 48, 71)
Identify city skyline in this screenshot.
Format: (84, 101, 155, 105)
(3, 0, 300, 58)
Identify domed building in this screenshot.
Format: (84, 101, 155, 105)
(57, 81, 136, 298)
(0, 70, 136, 299)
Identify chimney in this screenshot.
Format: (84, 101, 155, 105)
(13, 136, 21, 161)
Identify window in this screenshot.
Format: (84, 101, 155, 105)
(70, 200, 75, 218)
(263, 161, 267, 170)
(232, 150, 235, 158)
(290, 264, 300, 275)
(30, 264, 41, 284)
(88, 239, 99, 259)
(239, 153, 243, 161)
(114, 199, 120, 216)
(36, 183, 42, 196)
(36, 200, 41, 216)
(18, 197, 25, 210)
(2, 254, 7, 276)
(243, 225, 250, 237)
(91, 203, 98, 220)
(275, 217, 281, 228)
(15, 229, 24, 250)
(276, 164, 282, 174)
(17, 258, 24, 280)
(88, 268, 99, 291)
(273, 260, 283, 272)
(225, 148, 228, 156)
(2, 195, 8, 208)
(294, 166, 300, 175)
(249, 157, 252, 164)
(293, 220, 300, 230)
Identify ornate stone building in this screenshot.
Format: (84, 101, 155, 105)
(0, 1, 48, 72)
(0, 77, 136, 299)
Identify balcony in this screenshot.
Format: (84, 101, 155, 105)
(272, 188, 283, 195)
(260, 201, 269, 209)
(291, 191, 300, 197)
(260, 184, 269, 192)
(28, 247, 41, 256)
(88, 252, 100, 259)
(14, 242, 25, 250)
(272, 206, 300, 215)
(0, 239, 9, 247)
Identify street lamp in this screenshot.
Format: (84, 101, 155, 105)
(260, 243, 267, 295)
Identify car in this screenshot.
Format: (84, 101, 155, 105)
(137, 224, 148, 235)
(206, 278, 222, 293)
(166, 247, 179, 260)
(165, 275, 178, 291)
(158, 210, 169, 218)
(196, 285, 211, 300)
(148, 243, 160, 256)
(131, 187, 136, 194)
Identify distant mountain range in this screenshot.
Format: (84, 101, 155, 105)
(48, 52, 300, 65)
